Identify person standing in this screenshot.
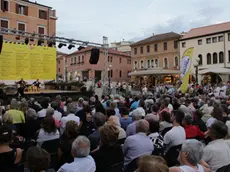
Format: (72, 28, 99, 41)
(16, 78, 27, 97)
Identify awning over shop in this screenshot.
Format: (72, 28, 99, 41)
(128, 69, 180, 76)
(199, 68, 230, 75)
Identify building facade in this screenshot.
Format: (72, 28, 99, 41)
(180, 22, 230, 84)
(66, 47, 132, 83)
(129, 32, 181, 87)
(0, 0, 57, 42)
(56, 51, 67, 80)
(110, 40, 133, 53)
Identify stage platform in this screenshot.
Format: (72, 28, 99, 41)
(2, 89, 94, 105)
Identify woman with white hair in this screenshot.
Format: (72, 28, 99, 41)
(169, 139, 210, 172)
(108, 115, 126, 140)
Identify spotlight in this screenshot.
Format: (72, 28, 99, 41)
(78, 46, 85, 51)
(37, 39, 44, 46)
(25, 37, 29, 45)
(58, 43, 67, 48)
(48, 40, 55, 47)
(68, 44, 75, 50)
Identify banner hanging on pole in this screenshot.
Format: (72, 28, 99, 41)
(180, 47, 194, 93)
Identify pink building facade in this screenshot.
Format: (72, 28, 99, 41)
(56, 51, 67, 79)
(65, 47, 132, 82)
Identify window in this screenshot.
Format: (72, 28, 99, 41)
(39, 10, 48, 20)
(147, 45, 150, 53)
(219, 52, 224, 63)
(147, 60, 150, 68)
(119, 58, 122, 63)
(108, 56, 110, 62)
(213, 53, 217, 64)
(164, 58, 168, 68)
(206, 38, 211, 44)
(229, 51, 230, 62)
(174, 56, 178, 67)
(0, 19, 8, 31)
(228, 33, 230, 41)
(198, 54, 202, 65)
(82, 55, 84, 63)
(140, 60, 144, 69)
(151, 59, 154, 67)
(212, 37, 217, 43)
(58, 68, 60, 72)
(16, 4, 28, 15)
(164, 42, 167, 50)
(218, 36, 224, 42)
(58, 60, 60, 64)
(140, 47, 143, 54)
(182, 42, 186, 48)
(207, 53, 211, 64)
(1, 0, 9, 11)
(74, 57, 76, 64)
(134, 48, 137, 54)
(134, 61, 137, 69)
(155, 59, 158, 67)
(119, 70, 122, 78)
(198, 39, 202, 45)
(108, 70, 113, 78)
(78, 56, 81, 63)
(154, 44, 158, 52)
(38, 26, 45, 35)
(127, 59, 131, 64)
(17, 22, 26, 34)
(174, 41, 178, 49)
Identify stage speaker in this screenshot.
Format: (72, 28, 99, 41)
(89, 48, 100, 64)
(0, 35, 3, 54)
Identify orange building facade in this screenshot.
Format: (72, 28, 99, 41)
(0, 0, 57, 42)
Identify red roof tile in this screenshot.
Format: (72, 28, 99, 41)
(181, 21, 230, 40)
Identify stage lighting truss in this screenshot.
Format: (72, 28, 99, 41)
(0, 27, 110, 85)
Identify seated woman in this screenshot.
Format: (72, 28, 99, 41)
(91, 124, 124, 172)
(169, 139, 210, 172)
(107, 115, 126, 140)
(37, 116, 60, 147)
(58, 120, 79, 167)
(0, 125, 23, 171)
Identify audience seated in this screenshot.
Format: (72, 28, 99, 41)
(193, 110, 207, 132)
(88, 112, 106, 151)
(37, 98, 49, 118)
(51, 101, 62, 122)
(37, 116, 60, 146)
(108, 115, 126, 140)
(123, 119, 153, 170)
(137, 155, 169, 172)
(159, 111, 172, 132)
(91, 124, 124, 172)
(120, 107, 132, 131)
(126, 108, 143, 136)
(169, 139, 210, 172)
(182, 115, 205, 139)
(0, 125, 23, 171)
(26, 146, 54, 172)
(5, 99, 25, 124)
(58, 136, 96, 172)
(60, 103, 80, 135)
(203, 121, 230, 172)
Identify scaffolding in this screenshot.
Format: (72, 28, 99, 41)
(0, 28, 109, 88)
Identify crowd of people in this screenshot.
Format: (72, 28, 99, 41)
(1, 82, 230, 172)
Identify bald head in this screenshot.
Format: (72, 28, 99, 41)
(136, 119, 149, 133)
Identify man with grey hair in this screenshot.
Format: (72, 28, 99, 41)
(60, 103, 80, 134)
(126, 108, 143, 136)
(58, 136, 96, 172)
(123, 119, 153, 169)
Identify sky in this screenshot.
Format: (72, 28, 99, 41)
(36, 0, 230, 53)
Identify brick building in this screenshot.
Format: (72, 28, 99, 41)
(129, 32, 181, 87)
(0, 0, 57, 42)
(57, 51, 67, 79)
(65, 47, 132, 82)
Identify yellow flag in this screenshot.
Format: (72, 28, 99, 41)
(180, 47, 194, 93)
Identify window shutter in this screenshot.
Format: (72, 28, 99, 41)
(1, 0, 4, 11)
(16, 3, 19, 13)
(44, 11, 48, 20)
(25, 6, 28, 15)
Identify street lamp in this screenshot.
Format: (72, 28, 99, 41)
(108, 64, 112, 88)
(194, 57, 200, 84)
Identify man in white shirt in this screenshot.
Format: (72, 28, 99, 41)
(220, 83, 227, 98)
(203, 121, 230, 172)
(214, 85, 220, 97)
(51, 101, 62, 121)
(60, 103, 80, 134)
(37, 98, 49, 118)
(58, 136, 96, 172)
(164, 110, 186, 153)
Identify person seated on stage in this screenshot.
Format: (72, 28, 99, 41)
(33, 79, 41, 88)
